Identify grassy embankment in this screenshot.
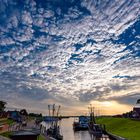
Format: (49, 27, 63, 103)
(1, 131, 13, 137)
(0, 118, 15, 125)
(96, 117, 140, 140)
(38, 135, 46, 140)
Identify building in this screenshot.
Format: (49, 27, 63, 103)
(7, 111, 21, 122)
(133, 99, 140, 118)
(0, 111, 8, 118)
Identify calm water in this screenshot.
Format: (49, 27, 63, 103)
(60, 118, 92, 140)
(43, 118, 110, 140)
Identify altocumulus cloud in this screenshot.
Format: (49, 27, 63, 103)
(0, 0, 140, 114)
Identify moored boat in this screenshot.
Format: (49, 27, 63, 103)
(88, 105, 108, 139)
(46, 125, 63, 140)
(41, 104, 63, 140)
(88, 123, 103, 138)
(73, 116, 89, 131)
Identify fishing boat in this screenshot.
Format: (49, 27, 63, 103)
(44, 116, 58, 122)
(73, 116, 89, 131)
(43, 104, 63, 140)
(46, 125, 63, 140)
(88, 105, 105, 139)
(88, 123, 103, 138)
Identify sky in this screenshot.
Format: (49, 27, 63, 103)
(0, 0, 140, 116)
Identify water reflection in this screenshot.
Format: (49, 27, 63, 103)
(43, 118, 110, 140)
(61, 118, 91, 140)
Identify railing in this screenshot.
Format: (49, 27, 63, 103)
(0, 122, 23, 134)
(0, 123, 9, 134)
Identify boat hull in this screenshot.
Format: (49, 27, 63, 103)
(73, 122, 88, 131)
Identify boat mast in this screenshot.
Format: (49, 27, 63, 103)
(55, 105, 61, 127)
(48, 105, 50, 117)
(56, 105, 61, 117)
(52, 104, 55, 127)
(88, 104, 96, 124)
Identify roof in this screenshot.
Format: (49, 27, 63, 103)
(136, 99, 140, 104)
(133, 107, 140, 112)
(12, 130, 39, 136)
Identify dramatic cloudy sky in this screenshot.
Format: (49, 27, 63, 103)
(0, 0, 140, 115)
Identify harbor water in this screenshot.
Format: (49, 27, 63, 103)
(61, 118, 91, 140)
(44, 118, 110, 140)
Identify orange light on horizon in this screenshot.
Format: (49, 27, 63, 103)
(89, 100, 132, 115)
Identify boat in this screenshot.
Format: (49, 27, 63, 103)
(41, 104, 63, 140)
(73, 116, 89, 131)
(46, 125, 63, 140)
(88, 105, 105, 139)
(88, 123, 103, 138)
(44, 116, 58, 122)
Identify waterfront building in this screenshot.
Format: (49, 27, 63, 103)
(133, 99, 140, 118)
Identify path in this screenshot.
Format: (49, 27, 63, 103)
(0, 136, 11, 140)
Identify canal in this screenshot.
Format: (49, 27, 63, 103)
(61, 118, 91, 140)
(43, 118, 110, 140)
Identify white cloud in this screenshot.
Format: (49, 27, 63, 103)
(0, 0, 140, 114)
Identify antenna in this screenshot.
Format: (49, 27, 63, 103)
(57, 105, 61, 117)
(48, 105, 50, 117)
(88, 104, 96, 124)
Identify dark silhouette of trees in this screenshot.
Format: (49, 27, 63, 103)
(20, 109, 28, 116)
(29, 113, 42, 118)
(0, 101, 6, 112)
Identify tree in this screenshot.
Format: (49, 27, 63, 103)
(0, 101, 6, 112)
(20, 109, 28, 116)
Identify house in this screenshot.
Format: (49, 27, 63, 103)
(0, 111, 8, 118)
(133, 99, 140, 118)
(7, 111, 21, 122)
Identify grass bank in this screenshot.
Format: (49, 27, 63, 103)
(96, 117, 140, 140)
(1, 131, 13, 138)
(0, 118, 15, 125)
(38, 135, 46, 140)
